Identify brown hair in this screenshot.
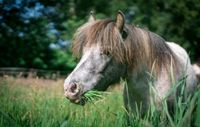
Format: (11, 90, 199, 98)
(72, 19, 179, 74)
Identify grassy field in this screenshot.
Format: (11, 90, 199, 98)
(0, 76, 200, 127)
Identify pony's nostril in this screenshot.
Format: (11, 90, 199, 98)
(69, 83, 79, 93)
(64, 82, 80, 100)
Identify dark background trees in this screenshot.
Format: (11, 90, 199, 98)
(1, 0, 200, 71)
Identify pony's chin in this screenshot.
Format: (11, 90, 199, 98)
(69, 98, 86, 106)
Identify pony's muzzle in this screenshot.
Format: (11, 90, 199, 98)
(64, 82, 81, 102)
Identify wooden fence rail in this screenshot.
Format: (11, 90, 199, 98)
(0, 67, 69, 79)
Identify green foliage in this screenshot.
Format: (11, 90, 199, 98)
(0, 0, 77, 71)
(33, 57, 48, 69)
(127, 0, 200, 61)
(50, 49, 76, 70)
(62, 18, 84, 39)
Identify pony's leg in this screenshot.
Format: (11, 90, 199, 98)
(123, 84, 150, 117)
(154, 74, 184, 115)
(123, 86, 135, 125)
(123, 85, 152, 126)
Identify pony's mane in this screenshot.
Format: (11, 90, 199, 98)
(72, 19, 178, 74)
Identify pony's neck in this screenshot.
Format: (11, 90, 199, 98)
(128, 26, 176, 76)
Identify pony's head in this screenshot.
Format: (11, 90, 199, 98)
(64, 11, 127, 104)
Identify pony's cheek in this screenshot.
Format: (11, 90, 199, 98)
(81, 74, 103, 91)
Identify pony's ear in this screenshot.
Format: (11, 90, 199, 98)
(115, 10, 125, 32)
(88, 11, 96, 22)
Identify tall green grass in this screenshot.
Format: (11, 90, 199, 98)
(0, 77, 199, 127)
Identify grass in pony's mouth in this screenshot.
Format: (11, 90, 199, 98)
(83, 90, 104, 102)
(74, 90, 108, 105)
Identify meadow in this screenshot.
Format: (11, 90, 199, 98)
(0, 76, 200, 127)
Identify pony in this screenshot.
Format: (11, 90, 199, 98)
(64, 11, 199, 114)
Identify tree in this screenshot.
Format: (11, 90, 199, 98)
(0, 0, 76, 70)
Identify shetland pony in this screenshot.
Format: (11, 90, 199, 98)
(64, 11, 198, 114)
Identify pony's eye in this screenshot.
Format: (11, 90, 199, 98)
(122, 30, 127, 40)
(100, 50, 110, 56)
(104, 50, 110, 55)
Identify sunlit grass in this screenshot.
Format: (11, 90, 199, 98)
(0, 77, 124, 127)
(0, 76, 199, 127)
